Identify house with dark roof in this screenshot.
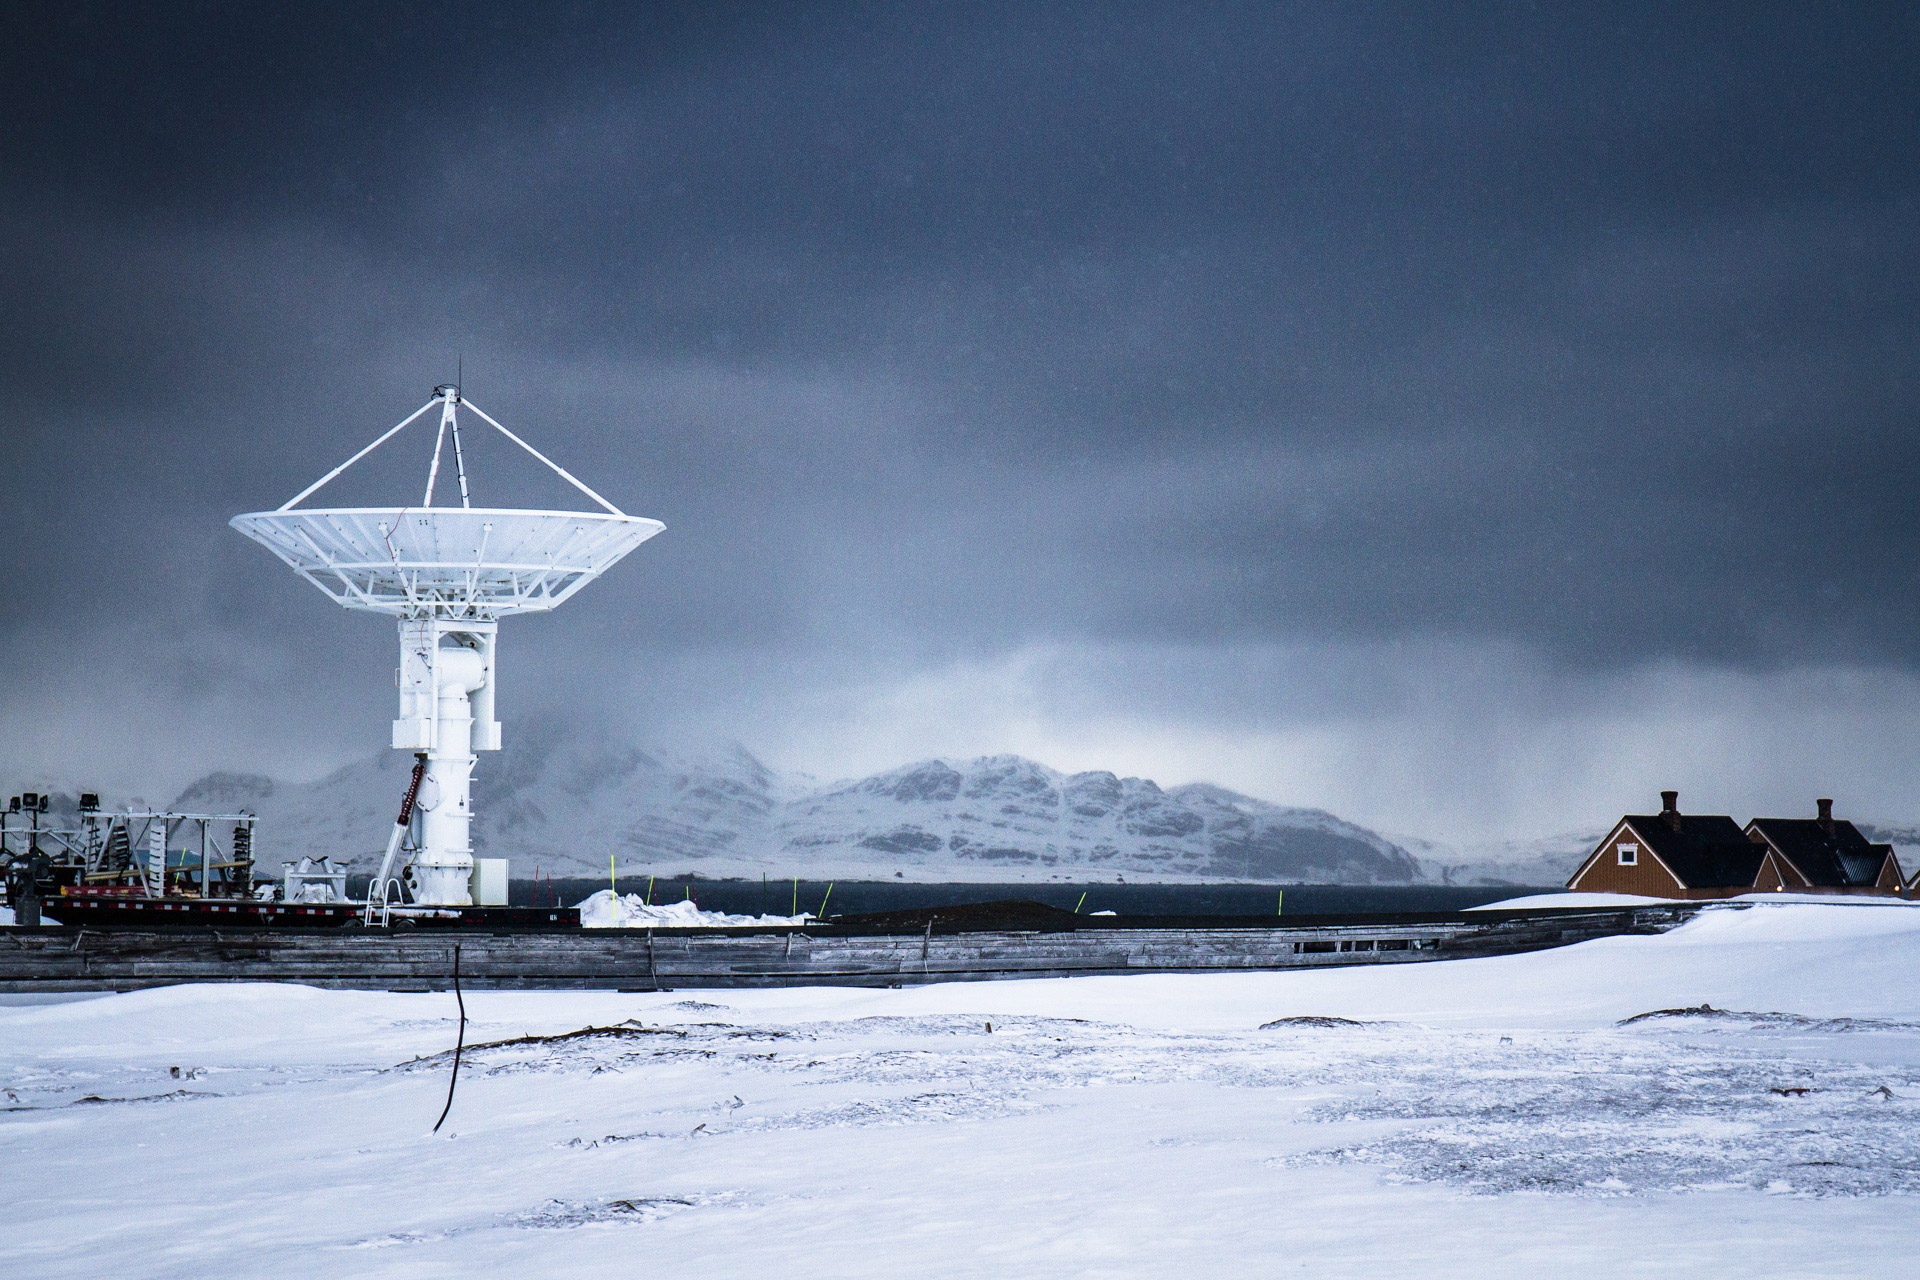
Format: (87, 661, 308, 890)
(1566, 791, 1903, 899)
(1744, 799, 1903, 895)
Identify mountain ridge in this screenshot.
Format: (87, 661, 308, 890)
(152, 741, 1432, 884)
(8, 742, 1639, 885)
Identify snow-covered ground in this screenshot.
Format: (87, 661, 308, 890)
(5, 901, 1920, 1277)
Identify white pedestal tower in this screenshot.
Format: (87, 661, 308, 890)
(231, 384, 663, 905)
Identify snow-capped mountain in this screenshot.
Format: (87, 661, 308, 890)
(170, 730, 781, 881)
(776, 757, 1420, 883)
(153, 736, 1423, 884)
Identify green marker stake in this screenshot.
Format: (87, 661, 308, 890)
(818, 883, 833, 919)
(1277, 889, 1283, 917)
(792, 877, 798, 916)
(1074, 891, 1087, 914)
(610, 854, 618, 926)
(647, 874, 654, 905)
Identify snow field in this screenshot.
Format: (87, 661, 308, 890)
(4, 900, 1920, 1278)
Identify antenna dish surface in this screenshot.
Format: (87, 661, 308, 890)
(230, 507, 662, 617)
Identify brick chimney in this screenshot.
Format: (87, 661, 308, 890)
(1817, 797, 1834, 834)
(1661, 790, 1681, 831)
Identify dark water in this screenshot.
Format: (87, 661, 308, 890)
(513, 877, 1556, 918)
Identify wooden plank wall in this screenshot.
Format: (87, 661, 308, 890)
(0, 907, 1697, 993)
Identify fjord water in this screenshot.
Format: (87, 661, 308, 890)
(510, 878, 1551, 917)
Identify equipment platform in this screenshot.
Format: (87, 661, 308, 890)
(36, 891, 577, 930)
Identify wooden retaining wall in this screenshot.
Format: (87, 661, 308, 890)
(0, 906, 1697, 993)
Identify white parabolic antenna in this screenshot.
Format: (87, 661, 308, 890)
(231, 385, 663, 905)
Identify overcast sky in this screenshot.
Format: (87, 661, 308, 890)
(3, 3, 1918, 842)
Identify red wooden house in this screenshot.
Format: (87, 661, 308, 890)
(1567, 791, 1902, 899)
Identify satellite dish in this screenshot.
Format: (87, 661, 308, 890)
(231, 385, 663, 905)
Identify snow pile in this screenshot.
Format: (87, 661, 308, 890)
(0, 905, 13, 926)
(574, 889, 809, 929)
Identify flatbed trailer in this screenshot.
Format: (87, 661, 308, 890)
(36, 891, 576, 930)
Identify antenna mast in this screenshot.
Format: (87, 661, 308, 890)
(232, 383, 663, 906)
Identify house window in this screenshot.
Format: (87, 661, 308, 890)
(1617, 842, 1638, 866)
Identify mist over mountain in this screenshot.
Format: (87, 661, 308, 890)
(5, 729, 1644, 886)
(151, 731, 1435, 884)
(9, 716, 1649, 884)
(1390, 831, 1605, 891)
(25, 752, 1901, 888)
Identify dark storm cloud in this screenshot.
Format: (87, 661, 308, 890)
(3, 0, 1920, 770)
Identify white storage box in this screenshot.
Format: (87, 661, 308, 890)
(469, 858, 509, 906)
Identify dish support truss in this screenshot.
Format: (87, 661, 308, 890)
(230, 386, 662, 905)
